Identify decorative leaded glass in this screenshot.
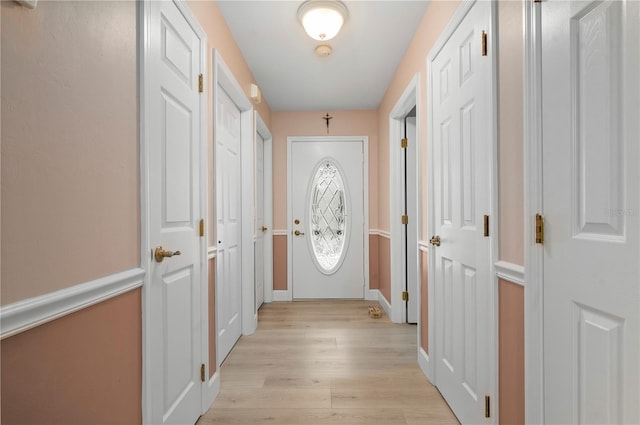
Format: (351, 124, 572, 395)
(310, 162, 346, 272)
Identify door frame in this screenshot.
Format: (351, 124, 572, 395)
(139, 0, 210, 421)
(286, 136, 370, 300)
(426, 0, 500, 417)
(212, 49, 257, 357)
(389, 73, 421, 324)
(255, 112, 273, 304)
(523, 1, 544, 423)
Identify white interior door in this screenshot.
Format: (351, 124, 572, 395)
(430, 1, 494, 423)
(255, 132, 265, 310)
(290, 139, 365, 299)
(216, 86, 242, 363)
(148, 1, 203, 423)
(541, 1, 639, 423)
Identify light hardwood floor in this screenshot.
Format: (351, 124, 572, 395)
(198, 300, 459, 425)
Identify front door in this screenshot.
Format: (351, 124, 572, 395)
(429, 0, 494, 422)
(216, 87, 243, 362)
(541, 1, 639, 422)
(290, 139, 365, 299)
(148, 1, 204, 423)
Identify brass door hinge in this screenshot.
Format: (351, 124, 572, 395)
(402, 291, 409, 301)
(200, 364, 205, 382)
(199, 219, 205, 237)
(481, 31, 488, 56)
(401, 138, 408, 149)
(535, 214, 544, 244)
(485, 395, 491, 418)
(483, 215, 489, 237)
(402, 215, 408, 225)
(198, 74, 204, 93)
(534, 0, 542, 3)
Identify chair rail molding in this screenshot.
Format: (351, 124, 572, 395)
(1, 268, 145, 339)
(495, 261, 525, 286)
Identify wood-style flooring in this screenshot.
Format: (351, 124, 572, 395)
(198, 300, 458, 425)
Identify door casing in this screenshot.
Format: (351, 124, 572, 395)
(212, 50, 257, 357)
(255, 112, 273, 304)
(389, 73, 421, 325)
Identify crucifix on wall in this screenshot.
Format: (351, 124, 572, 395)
(323, 113, 333, 134)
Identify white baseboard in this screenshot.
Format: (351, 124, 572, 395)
(202, 371, 220, 414)
(377, 291, 392, 318)
(365, 289, 379, 301)
(1, 268, 145, 339)
(272, 290, 292, 301)
(418, 347, 433, 384)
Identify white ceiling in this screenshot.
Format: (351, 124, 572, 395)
(216, 1, 431, 111)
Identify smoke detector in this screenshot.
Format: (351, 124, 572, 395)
(315, 45, 332, 57)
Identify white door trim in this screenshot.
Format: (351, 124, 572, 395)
(140, 0, 210, 421)
(286, 136, 369, 301)
(523, 1, 544, 423)
(389, 73, 420, 325)
(255, 112, 274, 304)
(426, 0, 499, 417)
(212, 50, 256, 353)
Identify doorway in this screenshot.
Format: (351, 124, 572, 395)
(389, 75, 420, 325)
(287, 137, 369, 299)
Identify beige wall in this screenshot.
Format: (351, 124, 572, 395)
(376, 1, 460, 238)
(271, 110, 378, 230)
(498, 0, 525, 266)
(1, 0, 139, 304)
(187, 0, 272, 247)
(1, 289, 142, 425)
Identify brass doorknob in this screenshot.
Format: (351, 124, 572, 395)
(294, 230, 305, 236)
(154, 246, 181, 262)
(429, 235, 441, 247)
(261, 226, 268, 232)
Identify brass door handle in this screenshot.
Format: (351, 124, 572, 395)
(294, 230, 305, 236)
(429, 235, 441, 247)
(154, 246, 181, 262)
(261, 226, 268, 232)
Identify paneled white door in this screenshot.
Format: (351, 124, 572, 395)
(541, 1, 639, 422)
(148, 1, 204, 423)
(290, 139, 365, 299)
(255, 131, 265, 310)
(216, 87, 242, 362)
(430, 0, 494, 423)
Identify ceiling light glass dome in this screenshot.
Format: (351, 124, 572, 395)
(297, 0, 348, 41)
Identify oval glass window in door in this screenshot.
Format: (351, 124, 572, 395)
(309, 161, 347, 273)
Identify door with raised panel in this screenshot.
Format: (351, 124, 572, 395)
(216, 87, 242, 363)
(541, 1, 639, 422)
(290, 138, 365, 299)
(148, 1, 204, 423)
(429, 0, 494, 422)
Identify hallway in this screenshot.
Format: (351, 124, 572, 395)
(198, 301, 458, 425)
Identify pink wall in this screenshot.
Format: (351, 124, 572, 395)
(1, 1, 139, 304)
(498, 0, 525, 266)
(187, 0, 272, 246)
(369, 235, 379, 290)
(378, 236, 391, 304)
(273, 236, 287, 291)
(1, 289, 142, 425)
(499, 279, 525, 425)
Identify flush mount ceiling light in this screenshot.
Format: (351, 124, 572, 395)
(297, 0, 348, 41)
